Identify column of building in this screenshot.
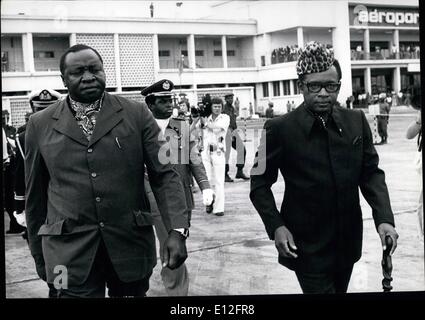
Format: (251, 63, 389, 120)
(22, 33, 35, 73)
(363, 28, 372, 95)
(187, 34, 196, 89)
(221, 35, 228, 69)
(263, 33, 272, 66)
(392, 29, 401, 93)
(113, 33, 122, 92)
(152, 34, 160, 82)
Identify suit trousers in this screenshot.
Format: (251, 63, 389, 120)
(54, 239, 152, 298)
(225, 129, 246, 173)
(294, 264, 354, 294)
(377, 116, 389, 140)
(145, 184, 189, 296)
(202, 150, 225, 213)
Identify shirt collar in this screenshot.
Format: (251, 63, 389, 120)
(299, 102, 344, 138)
(155, 117, 171, 137)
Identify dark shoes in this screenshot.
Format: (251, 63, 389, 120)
(235, 170, 250, 180)
(225, 174, 234, 183)
(6, 224, 26, 234)
(206, 201, 214, 214)
(214, 212, 224, 216)
(226, 170, 250, 181)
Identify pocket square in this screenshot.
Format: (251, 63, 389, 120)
(352, 136, 362, 145)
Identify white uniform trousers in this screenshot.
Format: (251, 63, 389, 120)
(201, 149, 225, 214)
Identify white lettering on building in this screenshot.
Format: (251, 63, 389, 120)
(355, 6, 419, 26)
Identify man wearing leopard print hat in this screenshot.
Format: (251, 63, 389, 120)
(251, 41, 398, 294)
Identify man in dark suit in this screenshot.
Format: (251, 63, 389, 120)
(250, 41, 398, 294)
(25, 44, 189, 298)
(141, 79, 213, 296)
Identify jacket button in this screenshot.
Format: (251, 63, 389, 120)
(99, 222, 105, 228)
(87, 148, 93, 153)
(91, 172, 97, 178)
(95, 197, 101, 202)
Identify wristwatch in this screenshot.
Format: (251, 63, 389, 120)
(172, 228, 189, 239)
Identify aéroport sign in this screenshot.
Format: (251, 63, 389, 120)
(351, 5, 419, 27)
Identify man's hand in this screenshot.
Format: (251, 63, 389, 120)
(274, 225, 298, 259)
(162, 230, 188, 269)
(377, 223, 399, 256)
(33, 254, 47, 281)
(13, 211, 27, 227)
(202, 188, 215, 206)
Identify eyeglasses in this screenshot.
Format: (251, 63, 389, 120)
(302, 81, 341, 93)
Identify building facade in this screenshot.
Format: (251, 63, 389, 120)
(1, 0, 420, 126)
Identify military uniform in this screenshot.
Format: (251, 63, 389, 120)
(222, 94, 248, 181)
(377, 98, 391, 144)
(2, 110, 22, 234)
(142, 79, 212, 296)
(14, 90, 61, 227)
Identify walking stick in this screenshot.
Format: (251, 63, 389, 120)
(381, 235, 393, 292)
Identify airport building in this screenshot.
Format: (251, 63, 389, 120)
(1, 0, 420, 126)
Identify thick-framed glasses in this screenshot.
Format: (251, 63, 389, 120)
(302, 81, 341, 93)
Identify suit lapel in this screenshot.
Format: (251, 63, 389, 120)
(52, 99, 89, 146)
(88, 93, 123, 147)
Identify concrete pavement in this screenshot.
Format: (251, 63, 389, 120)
(5, 106, 424, 298)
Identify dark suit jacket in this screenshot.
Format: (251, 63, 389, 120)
(250, 103, 395, 272)
(25, 92, 188, 286)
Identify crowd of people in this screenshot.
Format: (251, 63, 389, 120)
(3, 40, 421, 298)
(351, 44, 420, 61)
(271, 45, 300, 64)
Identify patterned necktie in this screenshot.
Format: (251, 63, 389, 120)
(317, 115, 327, 129)
(69, 95, 104, 141)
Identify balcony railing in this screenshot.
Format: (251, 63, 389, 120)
(159, 58, 255, 69)
(351, 50, 420, 61)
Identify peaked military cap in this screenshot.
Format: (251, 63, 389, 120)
(29, 89, 62, 110)
(141, 79, 175, 105)
(224, 93, 234, 98)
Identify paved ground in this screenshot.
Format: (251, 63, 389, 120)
(4, 106, 424, 298)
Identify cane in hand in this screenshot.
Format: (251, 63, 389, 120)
(381, 235, 393, 292)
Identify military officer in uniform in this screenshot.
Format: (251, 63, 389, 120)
(223, 93, 249, 182)
(141, 79, 214, 296)
(2, 110, 23, 234)
(13, 89, 62, 235)
(376, 92, 391, 145)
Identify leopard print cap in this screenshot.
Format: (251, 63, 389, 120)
(296, 41, 334, 76)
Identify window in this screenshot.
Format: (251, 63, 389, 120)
(181, 50, 188, 56)
(227, 50, 235, 56)
(159, 50, 170, 57)
(293, 80, 300, 94)
(261, 56, 265, 66)
(34, 51, 54, 58)
(214, 50, 222, 57)
(195, 50, 204, 56)
(262, 82, 269, 98)
(283, 80, 290, 95)
(273, 81, 280, 96)
(213, 39, 221, 46)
